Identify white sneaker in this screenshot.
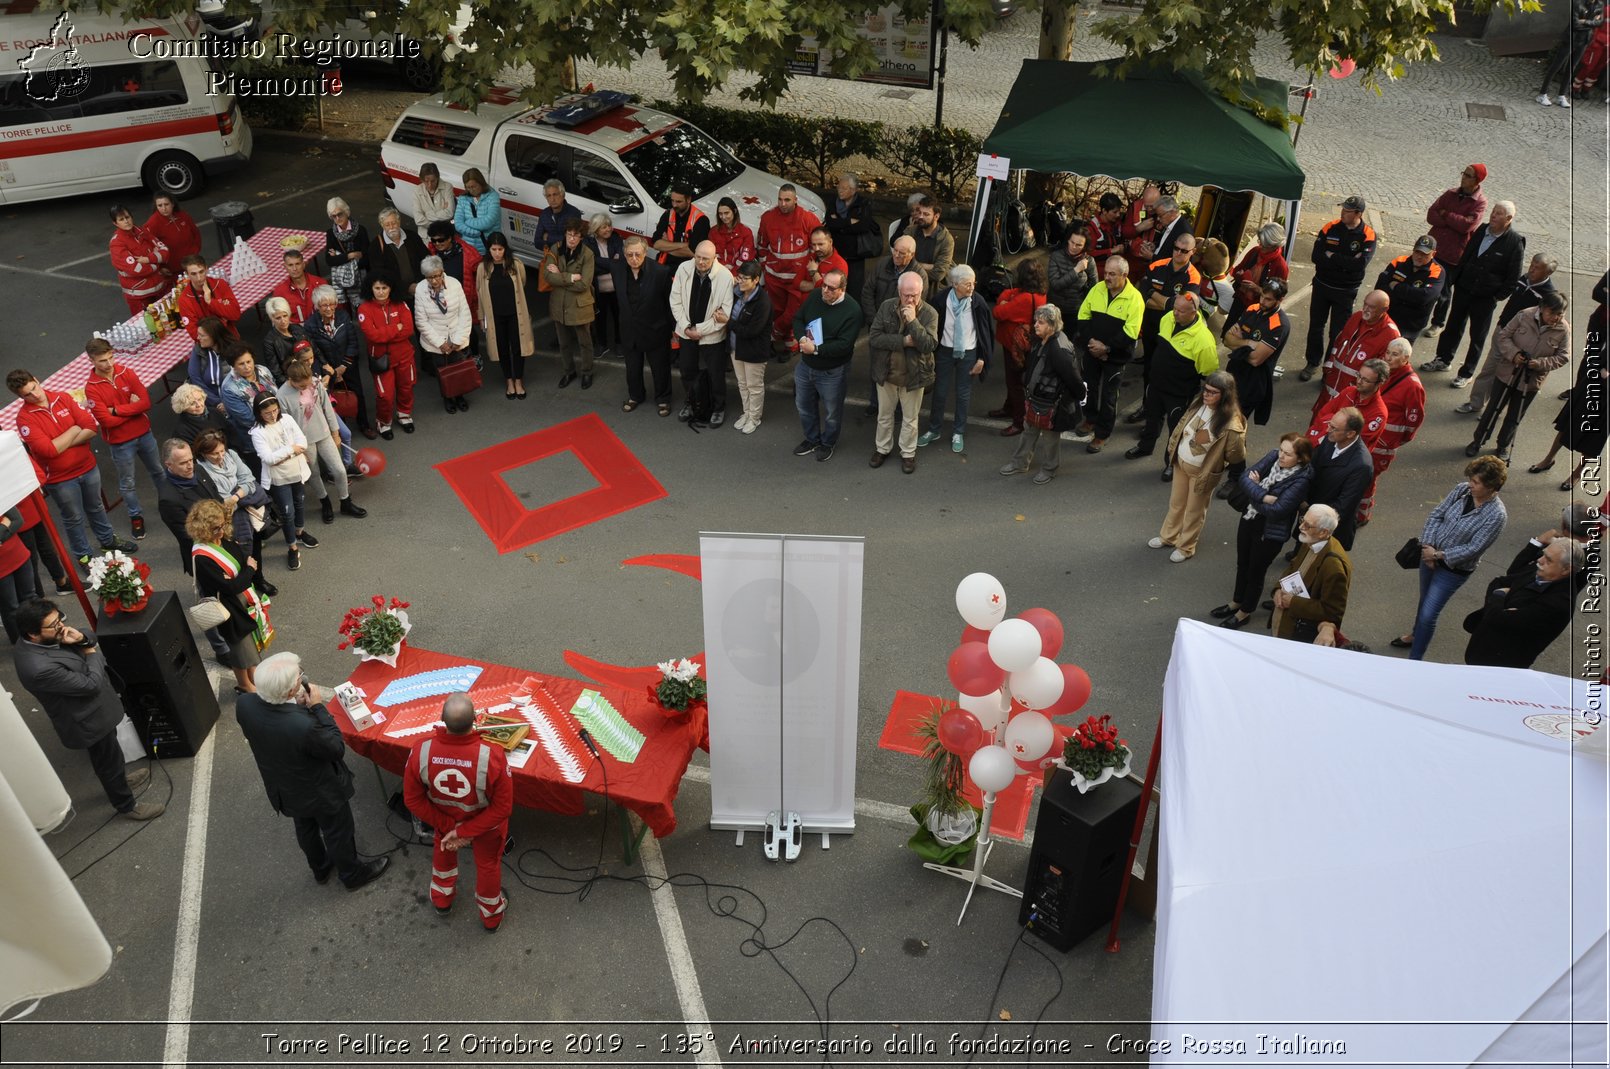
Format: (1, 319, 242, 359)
(1558, 94, 1572, 108)
(1148, 536, 1167, 549)
(1537, 93, 1554, 106)
(741, 418, 760, 435)
(732, 414, 750, 433)
(1169, 549, 1190, 563)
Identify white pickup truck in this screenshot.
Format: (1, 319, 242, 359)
(380, 87, 824, 263)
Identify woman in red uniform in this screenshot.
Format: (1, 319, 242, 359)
(357, 274, 417, 439)
(146, 194, 203, 266)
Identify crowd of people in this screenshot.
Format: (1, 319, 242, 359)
(7, 160, 1603, 841)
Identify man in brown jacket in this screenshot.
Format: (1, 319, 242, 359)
(1466, 291, 1570, 462)
(868, 272, 938, 473)
(1272, 505, 1353, 646)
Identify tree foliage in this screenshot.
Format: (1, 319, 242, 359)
(1088, 0, 1536, 123)
(106, 0, 1001, 110)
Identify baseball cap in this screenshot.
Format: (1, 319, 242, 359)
(1413, 235, 1437, 253)
(1467, 163, 1487, 183)
(1340, 195, 1367, 212)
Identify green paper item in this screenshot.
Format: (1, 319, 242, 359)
(906, 802, 982, 865)
(569, 689, 645, 763)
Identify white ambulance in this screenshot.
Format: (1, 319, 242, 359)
(380, 87, 824, 263)
(0, 6, 252, 203)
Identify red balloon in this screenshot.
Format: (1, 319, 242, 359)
(1045, 665, 1092, 716)
(937, 708, 985, 757)
(1329, 57, 1356, 78)
(1018, 608, 1065, 660)
(947, 642, 1005, 696)
(960, 625, 992, 646)
(355, 447, 386, 477)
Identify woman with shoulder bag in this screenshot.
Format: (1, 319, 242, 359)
(1393, 455, 1510, 659)
(192, 428, 277, 599)
(719, 260, 774, 432)
(475, 231, 535, 400)
(357, 273, 417, 438)
(998, 305, 1084, 483)
(587, 214, 625, 358)
(276, 360, 367, 527)
(323, 197, 370, 310)
(1212, 431, 1313, 629)
(187, 499, 271, 694)
(1148, 371, 1247, 562)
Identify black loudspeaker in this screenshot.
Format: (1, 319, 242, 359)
(96, 590, 220, 758)
(1019, 767, 1142, 952)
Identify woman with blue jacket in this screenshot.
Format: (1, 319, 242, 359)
(452, 168, 501, 255)
(187, 316, 236, 416)
(222, 348, 278, 445)
(1212, 431, 1314, 629)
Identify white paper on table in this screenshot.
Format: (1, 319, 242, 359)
(807, 318, 824, 346)
(1278, 570, 1310, 599)
(504, 738, 537, 769)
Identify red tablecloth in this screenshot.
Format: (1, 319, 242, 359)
(340, 644, 707, 838)
(1, 227, 327, 429)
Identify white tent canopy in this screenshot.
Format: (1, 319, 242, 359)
(1154, 620, 1607, 1066)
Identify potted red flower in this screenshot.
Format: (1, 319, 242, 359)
(1056, 713, 1132, 794)
(86, 550, 152, 614)
(337, 595, 412, 667)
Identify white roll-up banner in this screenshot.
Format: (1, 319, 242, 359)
(0, 686, 72, 834)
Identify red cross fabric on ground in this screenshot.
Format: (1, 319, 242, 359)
(879, 690, 1073, 842)
(434, 413, 666, 553)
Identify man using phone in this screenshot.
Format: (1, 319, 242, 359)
(235, 652, 389, 890)
(13, 599, 163, 821)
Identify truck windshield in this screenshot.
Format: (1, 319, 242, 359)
(617, 123, 745, 208)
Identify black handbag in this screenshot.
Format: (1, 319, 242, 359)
(1224, 481, 1252, 513)
(1395, 537, 1422, 570)
(853, 229, 884, 260)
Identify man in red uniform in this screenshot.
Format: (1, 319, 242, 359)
(757, 184, 822, 342)
(7, 369, 137, 564)
(1315, 289, 1399, 410)
(1085, 193, 1124, 274)
(176, 255, 244, 340)
(83, 340, 164, 542)
(404, 694, 513, 931)
(1308, 357, 1389, 451)
(800, 228, 849, 296)
(1359, 338, 1426, 525)
(270, 249, 327, 325)
(108, 204, 171, 315)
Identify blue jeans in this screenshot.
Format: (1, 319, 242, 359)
(927, 351, 976, 438)
(109, 431, 163, 519)
(46, 466, 116, 559)
(1410, 562, 1471, 661)
(794, 362, 848, 448)
(267, 482, 305, 544)
(336, 417, 354, 466)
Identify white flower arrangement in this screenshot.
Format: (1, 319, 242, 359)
(654, 658, 706, 712)
(656, 658, 701, 682)
(85, 550, 150, 612)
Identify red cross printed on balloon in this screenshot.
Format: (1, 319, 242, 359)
(989, 593, 1002, 606)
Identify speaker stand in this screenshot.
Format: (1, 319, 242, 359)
(922, 790, 1023, 925)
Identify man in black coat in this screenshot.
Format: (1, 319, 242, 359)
(1424, 201, 1525, 380)
(1306, 406, 1374, 550)
(235, 652, 389, 889)
(1463, 540, 1584, 668)
(611, 236, 676, 414)
(13, 599, 163, 820)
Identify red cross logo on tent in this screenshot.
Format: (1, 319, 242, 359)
(742, 195, 762, 205)
(432, 767, 472, 799)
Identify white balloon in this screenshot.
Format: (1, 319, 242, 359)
(1010, 657, 1065, 710)
(1002, 711, 1055, 763)
(987, 618, 1042, 673)
(959, 690, 1009, 738)
(967, 744, 1017, 794)
(955, 572, 1007, 630)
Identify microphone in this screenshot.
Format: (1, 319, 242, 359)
(576, 728, 601, 759)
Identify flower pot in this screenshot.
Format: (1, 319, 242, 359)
(102, 591, 151, 615)
(1055, 749, 1133, 794)
(349, 609, 410, 668)
(923, 803, 978, 845)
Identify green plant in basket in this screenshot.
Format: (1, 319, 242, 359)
(1062, 714, 1130, 779)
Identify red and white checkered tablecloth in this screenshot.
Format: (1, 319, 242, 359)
(0, 227, 327, 430)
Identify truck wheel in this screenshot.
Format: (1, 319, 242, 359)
(399, 51, 442, 92)
(143, 151, 205, 200)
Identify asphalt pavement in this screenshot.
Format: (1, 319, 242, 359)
(0, 42, 1602, 1067)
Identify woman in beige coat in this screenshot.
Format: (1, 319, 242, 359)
(544, 218, 596, 388)
(476, 231, 535, 400)
(1148, 371, 1247, 562)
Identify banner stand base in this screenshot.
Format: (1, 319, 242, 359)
(763, 810, 802, 862)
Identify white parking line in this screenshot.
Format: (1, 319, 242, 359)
(0, 261, 119, 288)
(161, 727, 215, 1069)
(46, 250, 113, 272)
(638, 833, 722, 1067)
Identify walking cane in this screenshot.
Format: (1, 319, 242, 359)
(1471, 357, 1529, 452)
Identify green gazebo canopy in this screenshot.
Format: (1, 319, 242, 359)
(982, 60, 1307, 201)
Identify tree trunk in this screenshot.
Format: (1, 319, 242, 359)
(1038, 0, 1076, 61)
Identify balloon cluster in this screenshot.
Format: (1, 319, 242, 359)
(939, 573, 1092, 795)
